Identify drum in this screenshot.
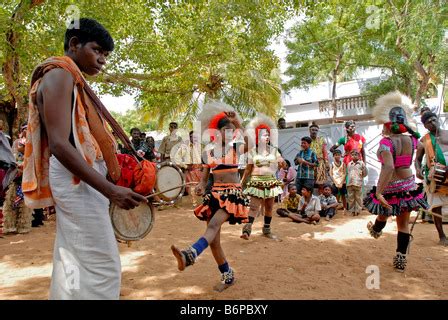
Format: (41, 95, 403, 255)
(155, 162, 185, 204)
(110, 202, 155, 242)
(429, 163, 448, 194)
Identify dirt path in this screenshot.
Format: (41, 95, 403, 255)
(1, 198, 447, 300)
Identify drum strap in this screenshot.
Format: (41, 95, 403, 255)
(423, 133, 446, 181)
(81, 77, 138, 158)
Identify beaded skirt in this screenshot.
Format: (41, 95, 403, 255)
(364, 176, 428, 216)
(194, 183, 249, 224)
(243, 175, 283, 199)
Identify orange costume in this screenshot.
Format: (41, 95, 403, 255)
(22, 56, 120, 209)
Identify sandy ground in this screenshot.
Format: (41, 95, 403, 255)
(1, 196, 447, 300)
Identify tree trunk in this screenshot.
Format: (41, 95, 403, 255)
(414, 75, 430, 111)
(331, 71, 338, 123)
(331, 54, 342, 123)
(2, 1, 45, 139)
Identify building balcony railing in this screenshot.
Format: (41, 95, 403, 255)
(318, 95, 372, 113)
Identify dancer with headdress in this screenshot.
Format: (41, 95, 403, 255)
(240, 114, 284, 240)
(171, 101, 250, 292)
(363, 91, 428, 272)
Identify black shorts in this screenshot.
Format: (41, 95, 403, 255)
(332, 184, 347, 196)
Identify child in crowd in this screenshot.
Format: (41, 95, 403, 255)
(318, 184, 338, 221)
(346, 149, 368, 216)
(276, 184, 301, 217)
(329, 149, 347, 214)
(285, 185, 321, 224)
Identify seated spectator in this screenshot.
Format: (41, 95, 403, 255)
(276, 184, 301, 217)
(285, 185, 321, 224)
(319, 184, 338, 221)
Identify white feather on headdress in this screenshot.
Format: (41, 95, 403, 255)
(372, 91, 416, 131)
(246, 113, 276, 131)
(246, 113, 278, 147)
(197, 100, 243, 143)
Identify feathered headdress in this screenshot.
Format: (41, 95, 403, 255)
(372, 91, 417, 132)
(246, 113, 277, 145)
(198, 100, 243, 143)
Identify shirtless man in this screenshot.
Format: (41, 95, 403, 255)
(415, 112, 448, 246)
(23, 18, 146, 299)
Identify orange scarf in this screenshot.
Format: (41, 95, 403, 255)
(22, 56, 120, 209)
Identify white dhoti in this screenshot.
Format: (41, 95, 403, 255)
(425, 151, 448, 216)
(425, 184, 448, 215)
(49, 156, 121, 300)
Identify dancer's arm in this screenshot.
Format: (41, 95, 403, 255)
(375, 151, 394, 209)
(415, 141, 425, 180)
(195, 166, 210, 196)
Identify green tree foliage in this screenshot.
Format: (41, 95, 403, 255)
(284, 0, 375, 122)
(110, 110, 158, 137)
(285, 0, 447, 114)
(357, 0, 447, 110)
(1, 1, 298, 135)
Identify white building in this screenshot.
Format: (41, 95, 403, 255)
(282, 71, 445, 128)
(282, 73, 386, 127)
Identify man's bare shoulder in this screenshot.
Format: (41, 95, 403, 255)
(38, 68, 74, 92)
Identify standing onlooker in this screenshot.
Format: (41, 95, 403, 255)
(309, 123, 329, 194)
(318, 184, 338, 221)
(121, 127, 152, 160)
(346, 150, 368, 216)
(0, 120, 17, 238)
(159, 122, 182, 162)
(330, 120, 366, 165)
(278, 118, 287, 129)
(173, 131, 202, 206)
(145, 136, 159, 162)
(294, 136, 318, 195)
(330, 149, 347, 214)
(4, 124, 32, 234)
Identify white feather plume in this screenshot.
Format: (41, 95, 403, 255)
(197, 100, 242, 143)
(372, 91, 416, 131)
(246, 113, 278, 147)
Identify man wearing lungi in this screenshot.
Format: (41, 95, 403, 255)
(22, 18, 146, 299)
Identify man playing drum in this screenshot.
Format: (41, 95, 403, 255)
(22, 18, 147, 299)
(415, 112, 448, 246)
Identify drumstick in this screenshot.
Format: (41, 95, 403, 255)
(418, 208, 445, 219)
(146, 182, 197, 199)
